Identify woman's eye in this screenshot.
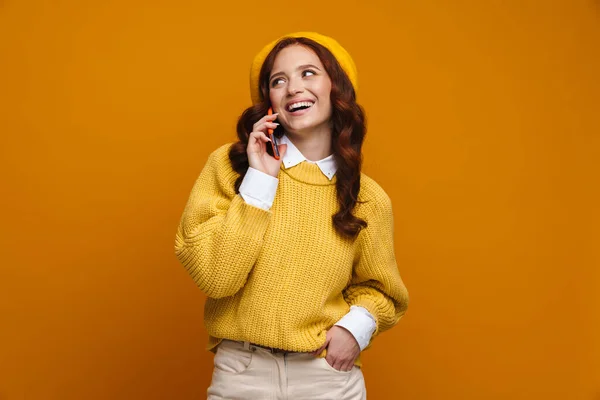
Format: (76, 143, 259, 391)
(303, 70, 316, 77)
(271, 78, 284, 87)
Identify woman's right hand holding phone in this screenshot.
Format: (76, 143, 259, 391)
(247, 112, 287, 178)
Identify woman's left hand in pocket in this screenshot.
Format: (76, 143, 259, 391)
(311, 326, 360, 372)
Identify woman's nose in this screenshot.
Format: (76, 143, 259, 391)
(287, 79, 304, 96)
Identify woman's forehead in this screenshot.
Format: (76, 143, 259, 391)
(272, 45, 323, 71)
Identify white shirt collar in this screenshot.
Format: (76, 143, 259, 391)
(278, 134, 337, 180)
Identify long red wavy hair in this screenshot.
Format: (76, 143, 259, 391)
(229, 37, 368, 238)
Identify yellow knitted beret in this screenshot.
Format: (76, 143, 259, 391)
(249, 32, 358, 105)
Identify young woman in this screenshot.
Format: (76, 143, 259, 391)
(175, 32, 409, 400)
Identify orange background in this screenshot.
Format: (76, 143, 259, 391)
(1, 1, 599, 399)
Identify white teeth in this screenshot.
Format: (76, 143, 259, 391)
(287, 101, 314, 111)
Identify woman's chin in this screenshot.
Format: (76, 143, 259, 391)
(285, 120, 322, 134)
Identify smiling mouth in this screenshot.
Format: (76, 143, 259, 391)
(287, 101, 314, 112)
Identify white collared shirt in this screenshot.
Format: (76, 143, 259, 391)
(238, 134, 376, 351)
(279, 134, 337, 180)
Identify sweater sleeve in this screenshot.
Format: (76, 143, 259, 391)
(174, 144, 272, 299)
(343, 191, 409, 342)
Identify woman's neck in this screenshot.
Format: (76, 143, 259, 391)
(284, 125, 332, 161)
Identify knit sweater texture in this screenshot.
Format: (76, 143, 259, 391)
(175, 143, 409, 361)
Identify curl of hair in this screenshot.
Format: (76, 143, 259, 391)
(229, 37, 368, 239)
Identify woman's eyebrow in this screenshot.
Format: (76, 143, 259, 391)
(296, 64, 321, 71)
(270, 64, 322, 81)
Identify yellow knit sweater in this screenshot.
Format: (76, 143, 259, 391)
(175, 143, 408, 358)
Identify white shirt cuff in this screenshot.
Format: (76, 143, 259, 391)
(334, 305, 377, 351)
(239, 167, 279, 211)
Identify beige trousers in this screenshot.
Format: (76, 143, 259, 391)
(207, 340, 366, 400)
